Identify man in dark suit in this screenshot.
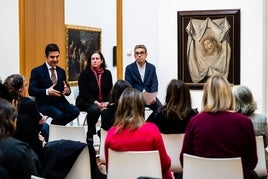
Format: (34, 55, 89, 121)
(29, 43, 79, 125)
(125, 44, 162, 112)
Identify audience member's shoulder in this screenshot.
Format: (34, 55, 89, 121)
(19, 96, 35, 105)
(0, 136, 33, 153)
(250, 113, 267, 121)
(143, 122, 159, 130)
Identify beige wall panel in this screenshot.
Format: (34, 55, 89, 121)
(20, 0, 65, 84)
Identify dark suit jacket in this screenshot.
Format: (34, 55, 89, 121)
(76, 68, 113, 111)
(125, 61, 158, 93)
(39, 140, 87, 179)
(28, 63, 70, 105)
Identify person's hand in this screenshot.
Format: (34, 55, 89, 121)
(38, 132, 45, 142)
(48, 84, 61, 97)
(100, 102, 109, 110)
(39, 113, 47, 124)
(150, 97, 157, 105)
(62, 81, 70, 95)
(94, 101, 108, 111)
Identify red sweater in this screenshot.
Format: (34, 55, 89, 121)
(180, 111, 258, 179)
(105, 122, 172, 179)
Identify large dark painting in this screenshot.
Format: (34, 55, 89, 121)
(177, 9, 240, 89)
(66, 25, 102, 85)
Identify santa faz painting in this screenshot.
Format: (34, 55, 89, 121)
(177, 9, 240, 89)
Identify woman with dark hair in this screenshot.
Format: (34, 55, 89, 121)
(101, 79, 131, 131)
(0, 98, 41, 178)
(76, 50, 113, 144)
(147, 79, 198, 134)
(4, 74, 49, 156)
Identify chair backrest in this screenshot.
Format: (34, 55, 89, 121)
(99, 128, 108, 163)
(254, 135, 268, 177)
(183, 153, 243, 179)
(107, 149, 162, 179)
(65, 146, 91, 179)
(161, 133, 184, 173)
(48, 124, 86, 143)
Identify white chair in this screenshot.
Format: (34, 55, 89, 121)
(65, 146, 91, 179)
(161, 133, 184, 173)
(99, 128, 108, 164)
(183, 153, 243, 179)
(254, 136, 268, 177)
(73, 87, 87, 126)
(107, 149, 162, 179)
(48, 124, 87, 143)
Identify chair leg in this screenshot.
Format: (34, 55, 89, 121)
(83, 117, 87, 126)
(77, 116, 80, 126)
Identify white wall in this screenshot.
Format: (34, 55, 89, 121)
(64, 0, 117, 103)
(0, 0, 19, 82)
(65, 0, 117, 82)
(123, 0, 267, 114)
(0, 0, 267, 115)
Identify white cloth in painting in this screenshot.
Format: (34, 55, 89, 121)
(186, 17, 231, 83)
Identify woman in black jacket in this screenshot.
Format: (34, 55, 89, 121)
(76, 50, 113, 144)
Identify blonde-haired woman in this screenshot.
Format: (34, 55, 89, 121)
(105, 87, 172, 179)
(180, 75, 257, 179)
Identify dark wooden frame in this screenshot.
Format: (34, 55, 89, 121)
(177, 9, 240, 89)
(66, 25, 102, 85)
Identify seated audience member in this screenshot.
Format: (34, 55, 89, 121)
(4, 74, 48, 155)
(147, 79, 198, 133)
(105, 88, 172, 179)
(101, 79, 131, 131)
(28, 43, 80, 126)
(0, 98, 41, 178)
(232, 85, 268, 172)
(180, 75, 257, 179)
(232, 85, 268, 145)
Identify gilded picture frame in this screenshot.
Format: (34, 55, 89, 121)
(66, 24, 102, 85)
(177, 9, 240, 89)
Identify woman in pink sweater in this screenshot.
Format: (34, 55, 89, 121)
(105, 87, 172, 179)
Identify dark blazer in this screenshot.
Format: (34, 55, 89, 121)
(28, 63, 70, 105)
(0, 137, 41, 179)
(76, 68, 113, 111)
(39, 140, 87, 179)
(101, 104, 117, 131)
(125, 61, 158, 93)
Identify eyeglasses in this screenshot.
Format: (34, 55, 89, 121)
(134, 51, 145, 56)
